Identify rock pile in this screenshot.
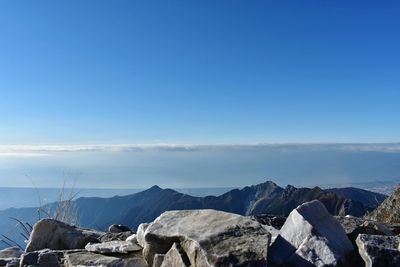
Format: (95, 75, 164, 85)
(1, 189, 400, 267)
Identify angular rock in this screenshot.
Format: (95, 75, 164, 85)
(356, 234, 400, 267)
(0, 247, 22, 258)
(138, 209, 270, 267)
(85, 240, 142, 254)
(270, 200, 353, 267)
(367, 186, 400, 224)
(19, 249, 64, 267)
(108, 224, 132, 233)
(37, 250, 60, 267)
(25, 219, 104, 252)
(64, 251, 147, 267)
(160, 242, 190, 267)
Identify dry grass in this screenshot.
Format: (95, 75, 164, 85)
(1, 179, 80, 249)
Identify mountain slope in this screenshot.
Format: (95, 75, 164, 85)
(73, 181, 384, 229)
(366, 186, 400, 223)
(325, 187, 387, 210)
(0, 181, 386, 249)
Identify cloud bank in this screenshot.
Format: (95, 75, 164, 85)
(0, 143, 400, 157)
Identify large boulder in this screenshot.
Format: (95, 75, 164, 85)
(367, 186, 400, 224)
(137, 209, 271, 267)
(25, 219, 104, 252)
(356, 234, 400, 267)
(269, 200, 353, 267)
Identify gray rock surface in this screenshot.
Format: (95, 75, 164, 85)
(85, 240, 142, 254)
(336, 216, 393, 241)
(0, 247, 22, 259)
(356, 234, 400, 267)
(64, 251, 147, 267)
(138, 209, 270, 267)
(25, 219, 104, 252)
(19, 249, 64, 267)
(270, 200, 353, 267)
(160, 243, 190, 267)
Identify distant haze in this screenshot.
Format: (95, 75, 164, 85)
(0, 143, 399, 189)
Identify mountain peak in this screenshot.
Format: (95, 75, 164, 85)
(147, 185, 163, 192)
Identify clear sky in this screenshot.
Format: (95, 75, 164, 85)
(0, 1, 399, 145)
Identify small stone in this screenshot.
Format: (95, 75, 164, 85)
(108, 224, 132, 233)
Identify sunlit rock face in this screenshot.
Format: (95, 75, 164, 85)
(367, 186, 400, 224)
(137, 209, 271, 267)
(269, 200, 353, 267)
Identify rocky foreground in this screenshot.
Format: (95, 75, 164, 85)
(1, 189, 400, 267)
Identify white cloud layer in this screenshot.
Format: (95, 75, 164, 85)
(0, 143, 400, 157)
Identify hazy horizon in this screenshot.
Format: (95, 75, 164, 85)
(1, 143, 399, 189)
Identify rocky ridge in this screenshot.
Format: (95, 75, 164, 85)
(0, 181, 386, 250)
(366, 186, 400, 224)
(0, 186, 399, 267)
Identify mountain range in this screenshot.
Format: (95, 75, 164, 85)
(0, 180, 387, 249)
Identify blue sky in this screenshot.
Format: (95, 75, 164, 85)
(0, 1, 399, 145)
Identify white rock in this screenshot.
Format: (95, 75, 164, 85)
(140, 209, 270, 267)
(270, 200, 353, 267)
(85, 240, 142, 254)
